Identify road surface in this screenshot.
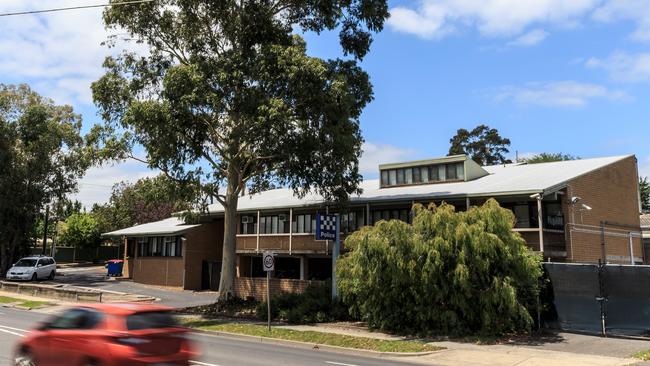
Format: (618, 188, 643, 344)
(0, 307, 424, 366)
(54, 266, 217, 308)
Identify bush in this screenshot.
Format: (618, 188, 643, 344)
(337, 199, 542, 336)
(257, 284, 352, 324)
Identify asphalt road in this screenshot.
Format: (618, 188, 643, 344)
(0, 307, 423, 366)
(53, 266, 217, 308)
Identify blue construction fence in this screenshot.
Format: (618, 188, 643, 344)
(28, 246, 121, 264)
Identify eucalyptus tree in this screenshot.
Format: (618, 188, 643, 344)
(92, 0, 389, 299)
(0, 84, 89, 273)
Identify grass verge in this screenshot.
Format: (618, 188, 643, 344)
(633, 350, 650, 360)
(0, 295, 50, 309)
(183, 319, 442, 353)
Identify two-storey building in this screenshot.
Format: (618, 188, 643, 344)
(104, 154, 643, 296)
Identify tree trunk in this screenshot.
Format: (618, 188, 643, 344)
(218, 176, 240, 301)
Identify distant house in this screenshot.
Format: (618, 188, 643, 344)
(103, 154, 643, 297)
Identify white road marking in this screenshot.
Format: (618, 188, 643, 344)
(190, 361, 221, 366)
(0, 325, 29, 333)
(0, 328, 24, 337)
(325, 362, 360, 366)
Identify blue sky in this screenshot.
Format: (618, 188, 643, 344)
(1, 0, 650, 206)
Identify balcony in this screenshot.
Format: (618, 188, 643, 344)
(236, 233, 329, 254)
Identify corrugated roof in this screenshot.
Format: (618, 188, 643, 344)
(203, 154, 633, 213)
(102, 217, 200, 237)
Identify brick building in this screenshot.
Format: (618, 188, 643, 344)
(104, 154, 643, 296)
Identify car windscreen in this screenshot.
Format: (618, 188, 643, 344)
(126, 311, 179, 330)
(14, 259, 36, 267)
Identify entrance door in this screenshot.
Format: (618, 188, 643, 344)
(201, 260, 222, 290)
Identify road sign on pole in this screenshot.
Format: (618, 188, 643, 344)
(262, 251, 274, 331)
(316, 214, 340, 300)
(263, 251, 275, 272)
(316, 214, 337, 241)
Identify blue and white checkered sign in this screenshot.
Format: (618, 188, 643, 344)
(315, 214, 337, 240)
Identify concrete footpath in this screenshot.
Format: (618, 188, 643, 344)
(280, 323, 650, 366)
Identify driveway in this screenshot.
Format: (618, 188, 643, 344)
(53, 265, 217, 308)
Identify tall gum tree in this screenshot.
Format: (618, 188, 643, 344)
(92, 0, 389, 299)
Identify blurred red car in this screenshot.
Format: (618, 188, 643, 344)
(13, 303, 199, 366)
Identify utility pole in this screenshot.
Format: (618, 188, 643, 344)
(42, 205, 49, 255)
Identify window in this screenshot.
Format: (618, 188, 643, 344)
(429, 165, 439, 181)
(127, 311, 178, 331)
(47, 308, 104, 330)
(413, 167, 421, 183)
(544, 203, 564, 230)
(371, 209, 411, 224)
(381, 170, 389, 186)
(405, 168, 413, 184)
(293, 214, 314, 233)
(420, 166, 429, 182)
(341, 211, 364, 233)
(388, 170, 397, 185)
(240, 215, 257, 234)
(513, 205, 531, 228)
(396, 169, 405, 184)
(259, 215, 289, 234)
(438, 165, 446, 180)
(446, 163, 457, 180)
(456, 163, 465, 180)
(138, 236, 182, 257)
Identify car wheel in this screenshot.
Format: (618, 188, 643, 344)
(31, 273, 37, 282)
(14, 350, 35, 366)
(81, 358, 100, 366)
(48, 271, 55, 280)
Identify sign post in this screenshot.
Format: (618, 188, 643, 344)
(262, 251, 274, 331)
(316, 213, 340, 300)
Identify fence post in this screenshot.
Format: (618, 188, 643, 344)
(596, 259, 607, 337)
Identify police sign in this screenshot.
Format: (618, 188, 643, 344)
(315, 214, 337, 240)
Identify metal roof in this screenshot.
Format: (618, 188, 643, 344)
(102, 217, 200, 237)
(203, 154, 633, 214)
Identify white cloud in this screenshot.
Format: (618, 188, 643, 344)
(494, 81, 629, 107)
(593, 0, 650, 41)
(586, 51, 650, 82)
(359, 142, 417, 177)
(508, 29, 549, 47)
(387, 0, 597, 40)
(0, 1, 132, 106)
(70, 160, 158, 208)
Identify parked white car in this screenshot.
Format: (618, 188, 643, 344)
(6, 256, 56, 281)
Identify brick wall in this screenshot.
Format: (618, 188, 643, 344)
(565, 156, 642, 263)
(233, 277, 326, 301)
(183, 219, 224, 290)
(132, 257, 184, 287)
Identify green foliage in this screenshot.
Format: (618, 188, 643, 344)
(257, 284, 349, 324)
(640, 177, 650, 213)
(0, 84, 91, 273)
(524, 153, 578, 164)
(58, 213, 101, 250)
(337, 200, 542, 336)
(91, 0, 388, 297)
(91, 175, 193, 234)
(448, 125, 511, 165)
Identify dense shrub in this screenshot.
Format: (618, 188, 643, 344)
(257, 284, 351, 324)
(337, 199, 542, 336)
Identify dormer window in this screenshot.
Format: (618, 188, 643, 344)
(378, 155, 487, 188)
